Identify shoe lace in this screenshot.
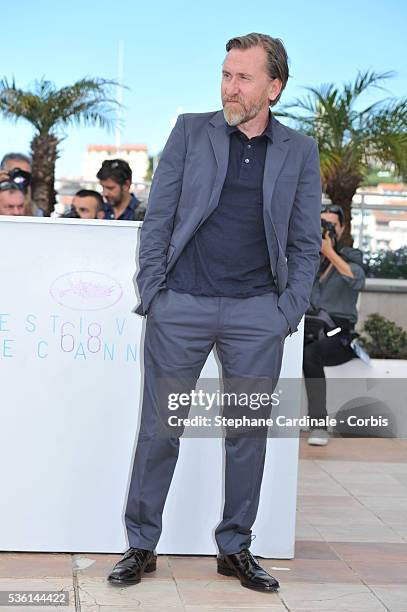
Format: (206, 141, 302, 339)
(122, 547, 147, 564)
(240, 536, 261, 567)
(244, 534, 256, 552)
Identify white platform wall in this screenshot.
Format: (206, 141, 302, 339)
(0, 217, 304, 558)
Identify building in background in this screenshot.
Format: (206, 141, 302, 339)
(83, 144, 149, 184)
(352, 183, 407, 252)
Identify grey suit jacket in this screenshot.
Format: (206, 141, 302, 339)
(133, 110, 322, 334)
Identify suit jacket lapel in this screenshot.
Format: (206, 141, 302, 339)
(194, 112, 229, 232)
(263, 117, 290, 219)
(261, 117, 292, 290)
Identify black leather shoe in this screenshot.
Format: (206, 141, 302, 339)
(107, 547, 157, 585)
(217, 549, 279, 592)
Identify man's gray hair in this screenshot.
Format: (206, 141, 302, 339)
(0, 152, 32, 170)
(226, 33, 289, 107)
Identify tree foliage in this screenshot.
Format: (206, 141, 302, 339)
(0, 77, 120, 214)
(360, 313, 407, 359)
(276, 71, 407, 244)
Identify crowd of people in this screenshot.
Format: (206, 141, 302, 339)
(0, 154, 146, 221)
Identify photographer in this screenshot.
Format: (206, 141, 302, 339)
(62, 189, 105, 219)
(0, 165, 31, 216)
(0, 153, 44, 217)
(0, 184, 25, 216)
(303, 204, 365, 446)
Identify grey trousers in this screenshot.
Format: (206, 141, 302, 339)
(125, 288, 288, 555)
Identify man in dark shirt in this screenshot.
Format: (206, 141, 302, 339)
(108, 33, 322, 592)
(303, 204, 365, 446)
(96, 159, 144, 220)
(167, 117, 275, 297)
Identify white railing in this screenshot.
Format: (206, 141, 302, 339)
(56, 178, 406, 251)
(323, 191, 407, 251)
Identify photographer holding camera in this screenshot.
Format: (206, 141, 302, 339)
(303, 204, 365, 446)
(0, 153, 45, 217)
(0, 162, 32, 216)
(62, 189, 105, 219)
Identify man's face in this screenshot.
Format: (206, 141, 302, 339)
(221, 46, 282, 126)
(100, 178, 130, 206)
(72, 195, 99, 219)
(321, 212, 344, 240)
(0, 189, 25, 216)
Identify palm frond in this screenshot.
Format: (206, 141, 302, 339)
(278, 70, 406, 174)
(347, 70, 395, 98)
(0, 76, 122, 134)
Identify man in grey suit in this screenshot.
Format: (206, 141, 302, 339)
(108, 32, 322, 592)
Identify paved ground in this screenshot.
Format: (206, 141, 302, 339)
(1, 436, 407, 611)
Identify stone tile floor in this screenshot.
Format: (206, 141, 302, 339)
(1, 436, 407, 611)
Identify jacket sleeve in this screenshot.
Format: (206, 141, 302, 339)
(339, 247, 366, 290)
(277, 139, 322, 333)
(133, 114, 187, 314)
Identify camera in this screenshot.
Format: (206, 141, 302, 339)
(0, 167, 32, 193)
(317, 218, 339, 276)
(61, 207, 80, 219)
(321, 218, 337, 242)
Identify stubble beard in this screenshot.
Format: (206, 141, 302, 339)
(111, 187, 124, 208)
(222, 96, 267, 127)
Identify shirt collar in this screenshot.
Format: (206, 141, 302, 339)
(225, 110, 273, 142)
(103, 193, 139, 218)
(127, 194, 139, 210)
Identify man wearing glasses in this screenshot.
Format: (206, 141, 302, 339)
(108, 33, 322, 593)
(304, 204, 366, 446)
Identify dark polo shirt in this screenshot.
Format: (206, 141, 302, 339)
(166, 114, 275, 297)
(103, 194, 141, 221)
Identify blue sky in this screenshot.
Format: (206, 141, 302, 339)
(1, 0, 406, 177)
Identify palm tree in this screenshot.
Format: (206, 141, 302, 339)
(0, 77, 119, 215)
(277, 71, 407, 245)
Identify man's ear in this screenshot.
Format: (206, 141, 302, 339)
(268, 78, 283, 105)
(123, 179, 132, 192)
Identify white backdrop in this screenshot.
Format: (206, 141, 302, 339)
(0, 217, 304, 558)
